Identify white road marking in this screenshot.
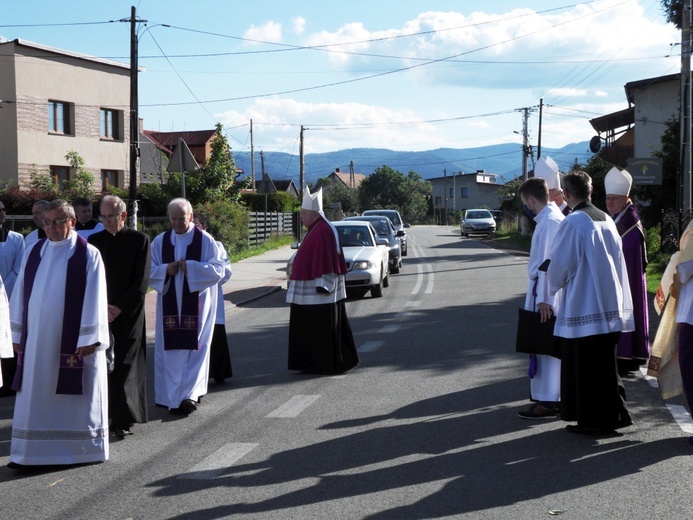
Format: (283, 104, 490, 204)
(667, 404, 693, 434)
(379, 324, 401, 333)
(405, 300, 421, 307)
(179, 443, 258, 480)
(359, 341, 384, 352)
(411, 264, 423, 294)
(640, 366, 659, 388)
(425, 263, 434, 294)
(266, 395, 320, 418)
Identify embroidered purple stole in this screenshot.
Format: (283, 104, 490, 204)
(12, 235, 89, 394)
(161, 227, 202, 350)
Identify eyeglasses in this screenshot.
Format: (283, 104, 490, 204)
(42, 218, 70, 227)
(99, 214, 122, 222)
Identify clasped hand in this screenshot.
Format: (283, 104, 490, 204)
(166, 259, 188, 276)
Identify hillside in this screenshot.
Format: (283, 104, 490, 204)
(233, 141, 592, 186)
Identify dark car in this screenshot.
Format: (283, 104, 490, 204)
(362, 209, 409, 256)
(345, 215, 402, 273)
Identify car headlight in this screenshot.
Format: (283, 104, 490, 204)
(352, 260, 373, 270)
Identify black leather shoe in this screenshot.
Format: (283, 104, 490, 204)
(179, 399, 197, 414)
(114, 428, 133, 439)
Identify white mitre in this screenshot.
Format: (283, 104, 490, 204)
(301, 186, 323, 212)
(604, 167, 632, 196)
(534, 156, 561, 190)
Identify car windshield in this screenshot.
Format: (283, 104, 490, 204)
(338, 226, 373, 247)
(467, 211, 492, 219)
(366, 211, 401, 225)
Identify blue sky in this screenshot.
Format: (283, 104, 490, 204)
(0, 0, 680, 170)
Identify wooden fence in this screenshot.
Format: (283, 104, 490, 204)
(249, 211, 296, 245)
(6, 211, 297, 248)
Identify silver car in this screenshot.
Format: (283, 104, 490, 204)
(461, 209, 496, 237)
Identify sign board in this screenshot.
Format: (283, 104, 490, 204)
(167, 140, 199, 173)
(627, 157, 662, 185)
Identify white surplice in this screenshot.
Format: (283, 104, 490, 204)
(9, 233, 110, 465)
(525, 203, 564, 403)
(548, 210, 634, 338)
(215, 240, 232, 325)
(150, 226, 224, 410)
(0, 230, 25, 298)
(0, 277, 14, 387)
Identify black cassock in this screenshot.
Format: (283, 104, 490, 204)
(89, 226, 151, 428)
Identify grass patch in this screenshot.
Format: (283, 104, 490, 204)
(229, 234, 295, 263)
(484, 227, 532, 252)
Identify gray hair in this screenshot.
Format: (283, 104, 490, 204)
(101, 195, 126, 213)
(167, 198, 193, 215)
(32, 199, 49, 210)
(45, 199, 75, 219)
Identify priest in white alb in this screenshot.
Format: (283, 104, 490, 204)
(8, 199, 110, 468)
(150, 198, 225, 415)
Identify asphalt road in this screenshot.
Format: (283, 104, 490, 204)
(1, 225, 693, 519)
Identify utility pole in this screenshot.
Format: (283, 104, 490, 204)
(682, 0, 693, 223)
(298, 126, 305, 242)
(250, 119, 256, 191)
(517, 107, 531, 181)
(537, 98, 543, 160)
(128, 5, 140, 227)
(443, 168, 448, 225)
(299, 126, 305, 196)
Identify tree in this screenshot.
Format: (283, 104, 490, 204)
(661, 0, 683, 28)
(62, 150, 95, 200)
(315, 178, 360, 215)
(357, 165, 431, 223)
(201, 123, 238, 201)
(635, 116, 680, 228)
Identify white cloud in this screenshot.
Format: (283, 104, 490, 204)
(217, 98, 442, 153)
(291, 16, 306, 35)
(243, 21, 283, 44)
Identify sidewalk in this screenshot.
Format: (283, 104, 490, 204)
(144, 245, 294, 342)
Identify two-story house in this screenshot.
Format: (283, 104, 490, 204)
(429, 170, 503, 215)
(0, 39, 132, 191)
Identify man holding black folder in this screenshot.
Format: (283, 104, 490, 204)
(517, 177, 565, 419)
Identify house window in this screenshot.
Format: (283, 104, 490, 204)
(102, 170, 120, 190)
(48, 100, 71, 134)
(100, 109, 122, 140)
(434, 196, 442, 208)
(461, 187, 468, 198)
(449, 187, 454, 198)
(50, 165, 70, 188)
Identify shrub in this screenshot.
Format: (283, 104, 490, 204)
(196, 199, 250, 255)
(241, 192, 298, 212)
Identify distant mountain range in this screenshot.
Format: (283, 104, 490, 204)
(233, 141, 593, 186)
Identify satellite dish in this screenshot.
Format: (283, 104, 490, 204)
(589, 135, 602, 153)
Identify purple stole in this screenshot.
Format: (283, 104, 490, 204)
(161, 227, 203, 350)
(13, 235, 89, 395)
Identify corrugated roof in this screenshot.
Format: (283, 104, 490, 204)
(589, 106, 634, 133)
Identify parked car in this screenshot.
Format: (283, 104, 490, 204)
(344, 215, 402, 274)
(489, 210, 504, 225)
(461, 209, 496, 237)
(362, 209, 409, 256)
(286, 221, 390, 298)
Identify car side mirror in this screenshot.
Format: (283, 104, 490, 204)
(376, 238, 388, 246)
(291, 242, 300, 249)
(396, 230, 405, 237)
(404, 223, 411, 228)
